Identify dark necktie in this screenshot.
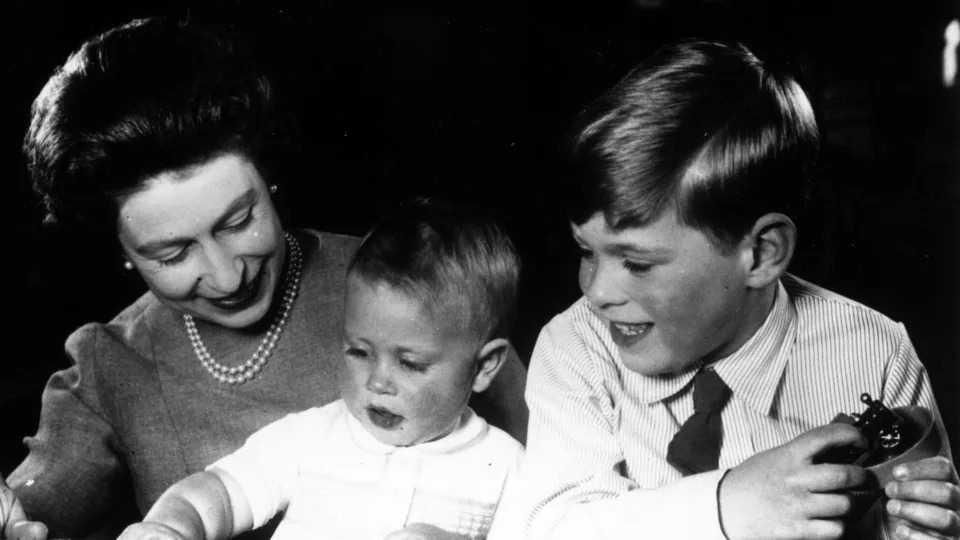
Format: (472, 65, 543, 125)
(666, 368, 732, 476)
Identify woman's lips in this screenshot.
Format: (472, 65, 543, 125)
(208, 267, 265, 311)
(366, 406, 403, 430)
(609, 321, 653, 349)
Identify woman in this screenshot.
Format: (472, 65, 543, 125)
(1, 17, 527, 540)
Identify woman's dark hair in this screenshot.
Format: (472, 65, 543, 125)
(348, 197, 521, 342)
(24, 17, 296, 238)
(565, 40, 819, 250)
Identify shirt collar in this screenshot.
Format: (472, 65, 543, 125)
(625, 279, 796, 415)
(346, 406, 488, 455)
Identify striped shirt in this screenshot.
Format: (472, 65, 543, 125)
(211, 400, 524, 540)
(521, 274, 951, 540)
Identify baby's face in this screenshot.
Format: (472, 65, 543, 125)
(340, 275, 480, 446)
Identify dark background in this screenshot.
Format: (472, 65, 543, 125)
(4, 0, 958, 475)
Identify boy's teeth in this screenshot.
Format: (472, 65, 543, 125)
(614, 323, 644, 335)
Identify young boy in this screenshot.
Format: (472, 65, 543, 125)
(521, 41, 959, 539)
(118, 198, 524, 540)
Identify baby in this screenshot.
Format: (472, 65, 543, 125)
(119, 197, 524, 540)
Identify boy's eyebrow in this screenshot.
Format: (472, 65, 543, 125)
(607, 242, 672, 256)
(570, 229, 671, 256)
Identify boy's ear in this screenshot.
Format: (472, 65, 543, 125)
(471, 338, 511, 393)
(741, 212, 796, 289)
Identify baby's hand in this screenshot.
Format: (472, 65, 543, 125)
(117, 522, 188, 540)
(883, 456, 960, 539)
(383, 523, 470, 540)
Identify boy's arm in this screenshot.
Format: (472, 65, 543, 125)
(117, 471, 253, 540)
(522, 317, 872, 540)
(521, 320, 730, 540)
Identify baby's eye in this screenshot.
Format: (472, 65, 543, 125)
(623, 260, 653, 275)
(345, 347, 370, 360)
(399, 358, 428, 373)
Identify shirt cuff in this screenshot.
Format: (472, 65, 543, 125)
(554, 469, 730, 540)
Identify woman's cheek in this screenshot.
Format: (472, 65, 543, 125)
(142, 266, 200, 302)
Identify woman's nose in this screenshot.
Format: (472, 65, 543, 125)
(201, 242, 244, 294)
(579, 258, 626, 309)
(366, 360, 396, 395)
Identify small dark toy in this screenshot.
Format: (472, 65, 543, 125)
(817, 393, 921, 466)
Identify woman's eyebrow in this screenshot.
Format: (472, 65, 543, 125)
(134, 189, 258, 256)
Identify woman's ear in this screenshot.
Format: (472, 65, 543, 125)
(472, 338, 511, 393)
(742, 212, 796, 289)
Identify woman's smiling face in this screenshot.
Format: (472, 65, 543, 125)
(116, 153, 286, 329)
(573, 209, 756, 376)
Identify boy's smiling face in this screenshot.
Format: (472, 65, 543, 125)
(572, 209, 760, 377)
(340, 274, 481, 446)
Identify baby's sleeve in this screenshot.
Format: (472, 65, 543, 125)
(207, 410, 319, 529)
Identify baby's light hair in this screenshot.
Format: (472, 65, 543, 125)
(348, 197, 521, 342)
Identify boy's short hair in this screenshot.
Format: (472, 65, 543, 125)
(348, 197, 521, 342)
(565, 40, 819, 249)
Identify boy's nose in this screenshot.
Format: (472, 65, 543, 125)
(580, 258, 626, 310)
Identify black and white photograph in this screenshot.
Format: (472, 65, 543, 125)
(3, 1, 958, 539)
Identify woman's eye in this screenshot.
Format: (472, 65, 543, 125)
(623, 260, 653, 275)
(223, 210, 254, 232)
(157, 247, 191, 267)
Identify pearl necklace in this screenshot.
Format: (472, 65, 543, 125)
(183, 232, 302, 384)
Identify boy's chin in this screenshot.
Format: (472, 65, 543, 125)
(618, 347, 699, 378)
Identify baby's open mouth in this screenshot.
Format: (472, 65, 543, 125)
(366, 406, 403, 430)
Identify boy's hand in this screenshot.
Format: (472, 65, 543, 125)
(883, 456, 960, 539)
(383, 523, 471, 540)
(719, 423, 869, 540)
(117, 522, 188, 540)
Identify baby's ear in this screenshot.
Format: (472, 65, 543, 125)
(742, 212, 796, 289)
(472, 338, 511, 393)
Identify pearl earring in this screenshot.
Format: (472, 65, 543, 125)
(269, 184, 278, 194)
(123, 260, 134, 271)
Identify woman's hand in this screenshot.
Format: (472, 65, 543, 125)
(883, 456, 960, 539)
(1, 475, 47, 540)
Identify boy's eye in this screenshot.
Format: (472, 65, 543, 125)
(578, 247, 595, 261)
(623, 260, 653, 275)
